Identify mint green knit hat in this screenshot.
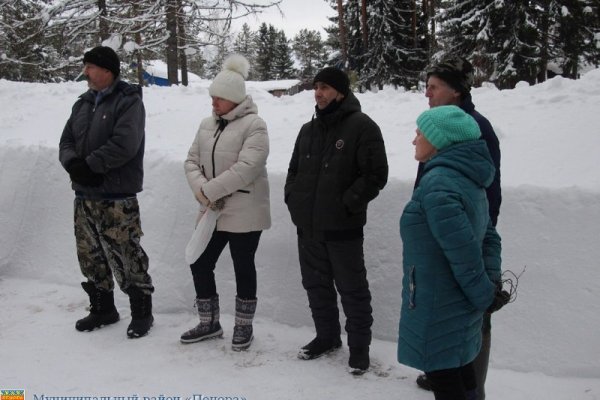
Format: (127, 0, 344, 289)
(416, 105, 481, 150)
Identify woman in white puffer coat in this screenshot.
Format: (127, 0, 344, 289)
(180, 54, 270, 351)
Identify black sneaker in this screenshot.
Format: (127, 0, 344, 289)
(348, 346, 369, 375)
(298, 337, 342, 360)
(416, 374, 433, 391)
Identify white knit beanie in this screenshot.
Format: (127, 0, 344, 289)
(209, 54, 250, 104)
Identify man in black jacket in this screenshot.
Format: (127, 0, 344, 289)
(285, 67, 388, 375)
(414, 56, 502, 400)
(59, 46, 154, 339)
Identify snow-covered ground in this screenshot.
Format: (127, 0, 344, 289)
(1, 70, 599, 399)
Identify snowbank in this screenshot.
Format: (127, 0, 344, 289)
(1, 71, 600, 380)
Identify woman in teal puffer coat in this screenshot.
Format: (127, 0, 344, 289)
(398, 105, 502, 400)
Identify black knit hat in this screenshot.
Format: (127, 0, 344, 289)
(83, 46, 120, 77)
(426, 56, 474, 96)
(313, 67, 350, 96)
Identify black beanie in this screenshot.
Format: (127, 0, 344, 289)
(83, 46, 120, 77)
(313, 67, 350, 96)
(426, 56, 474, 97)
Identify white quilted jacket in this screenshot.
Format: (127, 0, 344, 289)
(184, 95, 271, 232)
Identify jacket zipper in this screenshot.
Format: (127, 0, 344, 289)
(211, 120, 226, 178)
(409, 265, 416, 309)
(208, 119, 249, 195)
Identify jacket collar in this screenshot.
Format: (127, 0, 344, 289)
(81, 77, 122, 103)
(212, 95, 257, 122)
(314, 91, 362, 126)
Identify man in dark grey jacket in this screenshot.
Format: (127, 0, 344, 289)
(59, 46, 154, 339)
(285, 67, 388, 375)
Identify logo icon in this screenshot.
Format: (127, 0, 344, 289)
(335, 139, 345, 150)
(1, 390, 24, 400)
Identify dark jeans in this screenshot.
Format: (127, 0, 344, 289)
(426, 362, 477, 400)
(298, 236, 373, 348)
(190, 230, 262, 300)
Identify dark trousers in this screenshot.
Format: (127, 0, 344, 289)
(421, 315, 491, 399)
(190, 230, 262, 300)
(473, 314, 492, 400)
(426, 362, 477, 400)
(298, 236, 373, 348)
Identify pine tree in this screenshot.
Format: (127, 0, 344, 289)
(488, 1, 540, 88)
(0, 0, 63, 81)
(534, 0, 556, 83)
(322, 1, 343, 67)
(436, 0, 496, 81)
(205, 22, 232, 79)
(586, 1, 600, 68)
(233, 23, 257, 79)
(344, 0, 365, 74)
(554, 0, 598, 78)
(293, 29, 328, 80)
(166, 0, 179, 84)
(272, 30, 296, 79)
(254, 23, 277, 80)
(360, 0, 427, 90)
(0, 0, 281, 83)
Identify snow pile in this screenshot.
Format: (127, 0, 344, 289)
(1, 70, 600, 398)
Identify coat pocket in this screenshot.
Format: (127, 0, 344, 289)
(286, 191, 311, 226)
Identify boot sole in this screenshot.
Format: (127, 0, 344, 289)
(348, 366, 369, 375)
(180, 329, 224, 344)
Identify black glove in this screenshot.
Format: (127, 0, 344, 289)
(487, 284, 510, 314)
(67, 158, 103, 187)
(209, 197, 226, 211)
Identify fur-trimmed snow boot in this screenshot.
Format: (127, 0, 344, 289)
(231, 297, 257, 351)
(180, 295, 223, 343)
(126, 286, 153, 338)
(76, 281, 120, 332)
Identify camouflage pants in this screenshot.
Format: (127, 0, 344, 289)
(74, 196, 153, 295)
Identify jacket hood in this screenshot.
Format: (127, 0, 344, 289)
(213, 95, 258, 122)
(423, 140, 495, 188)
(338, 91, 361, 115)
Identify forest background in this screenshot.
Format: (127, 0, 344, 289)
(1, 0, 599, 91)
